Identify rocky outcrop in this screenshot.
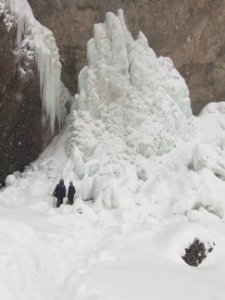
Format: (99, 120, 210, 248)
(28, 0, 225, 114)
(182, 239, 214, 267)
(0, 17, 51, 186)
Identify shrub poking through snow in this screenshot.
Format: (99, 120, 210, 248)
(182, 239, 214, 267)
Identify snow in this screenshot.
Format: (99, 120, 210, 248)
(1, 8, 225, 300)
(1, 0, 66, 132)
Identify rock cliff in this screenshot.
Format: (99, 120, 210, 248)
(0, 12, 51, 186)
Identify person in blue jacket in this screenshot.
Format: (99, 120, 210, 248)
(53, 179, 66, 207)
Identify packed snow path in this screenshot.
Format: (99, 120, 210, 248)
(0, 201, 225, 300)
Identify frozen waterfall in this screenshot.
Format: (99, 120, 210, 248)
(65, 10, 195, 208)
(1, 0, 64, 132)
(66, 10, 194, 158)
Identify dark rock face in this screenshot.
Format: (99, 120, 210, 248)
(28, 0, 225, 114)
(0, 18, 51, 186)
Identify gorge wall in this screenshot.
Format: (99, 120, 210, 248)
(1, 0, 225, 184)
(0, 67, 44, 185)
(0, 11, 51, 186)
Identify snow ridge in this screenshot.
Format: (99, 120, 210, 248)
(2, 0, 64, 132)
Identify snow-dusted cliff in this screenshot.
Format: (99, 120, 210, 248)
(1, 0, 64, 132)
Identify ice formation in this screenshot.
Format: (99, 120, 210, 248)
(0, 0, 14, 30)
(1, 0, 64, 132)
(65, 10, 195, 207)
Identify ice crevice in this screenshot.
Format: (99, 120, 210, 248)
(1, 0, 65, 132)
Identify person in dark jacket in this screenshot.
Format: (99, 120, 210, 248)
(67, 181, 76, 205)
(54, 179, 66, 207)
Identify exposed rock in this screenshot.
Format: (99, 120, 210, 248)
(182, 239, 214, 267)
(27, 0, 225, 114)
(0, 16, 51, 186)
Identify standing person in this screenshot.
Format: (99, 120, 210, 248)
(53, 179, 66, 208)
(67, 181, 76, 205)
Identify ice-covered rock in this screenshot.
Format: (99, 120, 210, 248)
(0, 0, 14, 30)
(1, 0, 65, 132)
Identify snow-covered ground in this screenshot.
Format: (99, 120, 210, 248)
(1, 8, 225, 300)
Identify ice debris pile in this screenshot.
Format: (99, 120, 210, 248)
(65, 10, 195, 207)
(0, 0, 64, 132)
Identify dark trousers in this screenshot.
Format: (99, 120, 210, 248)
(68, 196, 74, 205)
(56, 197, 63, 208)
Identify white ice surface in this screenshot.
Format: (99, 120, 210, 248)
(1, 9, 225, 300)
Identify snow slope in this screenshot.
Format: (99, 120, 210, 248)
(1, 9, 225, 300)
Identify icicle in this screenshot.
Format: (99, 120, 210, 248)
(4, 0, 64, 133)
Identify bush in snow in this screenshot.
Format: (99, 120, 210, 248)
(182, 239, 214, 267)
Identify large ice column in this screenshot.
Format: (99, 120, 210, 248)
(70, 9, 194, 159)
(64, 10, 195, 209)
(2, 0, 64, 133)
(65, 10, 196, 210)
